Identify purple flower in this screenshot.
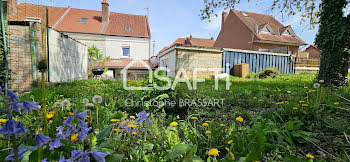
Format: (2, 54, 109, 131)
(6, 90, 18, 101)
(91, 152, 109, 162)
(41, 158, 48, 162)
(135, 110, 151, 125)
(78, 121, 88, 128)
(5, 149, 27, 161)
(59, 156, 67, 162)
(0, 119, 28, 136)
(79, 151, 91, 162)
(22, 101, 40, 114)
(9, 101, 23, 112)
(70, 150, 82, 161)
(35, 134, 52, 147)
(77, 110, 87, 120)
(49, 138, 62, 150)
(120, 123, 127, 128)
(56, 126, 64, 138)
(63, 116, 72, 125)
(80, 127, 91, 135)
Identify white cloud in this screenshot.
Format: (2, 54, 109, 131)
(202, 12, 222, 31)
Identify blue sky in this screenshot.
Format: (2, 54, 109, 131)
(22, 0, 349, 56)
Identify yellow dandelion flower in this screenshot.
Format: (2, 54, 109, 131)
(202, 122, 209, 126)
(132, 131, 137, 135)
(57, 99, 62, 102)
(277, 102, 284, 105)
(302, 104, 308, 107)
(128, 124, 137, 128)
(0, 119, 7, 123)
(220, 124, 225, 127)
(334, 102, 339, 105)
(46, 113, 54, 120)
(113, 129, 119, 132)
(227, 140, 233, 144)
(205, 130, 211, 134)
(110, 119, 121, 122)
(235, 116, 243, 122)
(170, 121, 179, 127)
(86, 115, 90, 118)
(39, 128, 43, 132)
(299, 101, 305, 103)
(205, 121, 211, 123)
(49, 120, 53, 124)
(253, 97, 257, 99)
(191, 117, 198, 120)
(68, 112, 75, 116)
(225, 147, 229, 151)
(304, 87, 308, 89)
(208, 148, 219, 156)
(292, 107, 298, 110)
(71, 133, 78, 141)
(49, 111, 55, 114)
(230, 152, 235, 160)
(269, 95, 272, 97)
(63, 117, 67, 119)
(306, 153, 314, 159)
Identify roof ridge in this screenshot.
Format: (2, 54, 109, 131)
(19, 3, 68, 9)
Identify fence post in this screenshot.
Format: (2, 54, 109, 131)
(1, 1, 9, 89)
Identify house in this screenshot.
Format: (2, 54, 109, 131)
(7, 0, 152, 79)
(304, 45, 321, 59)
(158, 36, 222, 78)
(214, 10, 307, 56)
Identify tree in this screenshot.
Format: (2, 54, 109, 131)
(88, 45, 110, 77)
(200, 0, 349, 86)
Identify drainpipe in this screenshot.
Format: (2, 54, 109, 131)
(1, 1, 9, 89)
(46, 8, 50, 82)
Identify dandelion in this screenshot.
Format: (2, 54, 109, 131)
(57, 99, 63, 102)
(54, 102, 63, 107)
(63, 117, 67, 119)
(235, 116, 243, 122)
(306, 153, 314, 159)
(131, 131, 137, 135)
(313, 83, 320, 89)
(302, 104, 308, 107)
(46, 113, 54, 120)
(208, 148, 219, 156)
(230, 152, 235, 159)
(130, 116, 136, 119)
(49, 111, 55, 114)
(227, 140, 233, 144)
(205, 130, 211, 134)
(92, 95, 103, 104)
(304, 87, 308, 89)
(71, 133, 78, 141)
(113, 129, 119, 132)
(253, 97, 257, 99)
(292, 107, 298, 110)
(191, 117, 198, 120)
(62, 99, 71, 107)
(220, 124, 225, 127)
(49, 120, 53, 124)
(319, 80, 324, 83)
(85, 103, 94, 108)
(277, 101, 284, 105)
(170, 121, 179, 127)
(68, 112, 75, 116)
(128, 124, 137, 128)
(202, 122, 209, 126)
(205, 121, 211, 123)
(82, 98, 89, 104)
(287, 91, 291, 94)
(299, 101, 305, 103)
(0, 119, 7, 123)
(334, 102, 339, 105)
(110, 119, 120, 122)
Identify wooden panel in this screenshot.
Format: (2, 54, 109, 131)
(234, 63, 249, 77)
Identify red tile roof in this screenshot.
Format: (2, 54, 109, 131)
(231, 10, 306, 45)
(159, 36, 215, 53)
(96, 59, 156, 69)
(9, 3, 150, 38)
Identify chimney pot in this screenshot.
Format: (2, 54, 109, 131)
(222, 11, 228, 29)
(102, 0, 109, 24)
(211, 37, 214, 40)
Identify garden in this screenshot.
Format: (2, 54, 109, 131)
(0, 72, 350, 162)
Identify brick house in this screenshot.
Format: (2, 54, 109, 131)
(214, 10, 307, 56)
(158, 35, 221, 78)
(304, 45, 321, 59)
(8, 0, 152, 79)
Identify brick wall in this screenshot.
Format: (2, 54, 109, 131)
(305, 46, 321, 59)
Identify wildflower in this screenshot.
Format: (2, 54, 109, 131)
(130, 116, 136, 119)
(5, 149, 27, 161)
(35, 134, 52, 147)
(71, 133, 79, 141)
(306, 153, 314, 159)
(110, 119, 120, 122)
(46, 113, 54, 120)
(235, 116, 244, 122)
(191, 117, 198, 120)
(0, 119, 29, 136)
(208, 148, 219, 156)
(227, 140, 233, 144)
(229, 152, 235, 159)
(82, 98, 89, 104)
(49, 111, 55, 114)
(128, 124, 137, 128)
(253, 97, 257, 99)
(313, 83, 321, 89)
(304, 87, 308, 89)
(220, 124, 225, 127)
(292, 107, 298, 110)
(68, 112, 75, 116)
(9, 101, 23, 112)
(49, 120, 53, 124)
(202, 122, 209, 126)
(0, 119, 7, 123)
(7, 90, 18, 101)
(205, 130, 211, 134)
(77, 110, 87, 120)
(63, 117, 67, 119)
(57, 99, 63, 102)
(54, 102, 63, 107)
(319, 80, 324, 83)
(205, 121, 211, 123)
(49, 138, 62, 150)
(91, 152, 109, 162)
(85, 103, 94, 108)
(22, 101, 40, 114)
(170, 121, 179, 127)
(135, 111, 152, 125)
(113, 129, 119, 132)
(287, 91, 291, 94)
(299, 101, 305, 103)
(92, 95, 103, 104)
(132, 131, 138, 135)
(62, 99, 71, 107)
(276, 102, 284, 105)
(302, 104, 309, 107)
(334, 102, 339, 105)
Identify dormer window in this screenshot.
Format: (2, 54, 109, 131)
(261, 25, 274, 34)
(283, 29, 293, 36)
(78, 18, 88, 23)
(241, 12, 249, 17)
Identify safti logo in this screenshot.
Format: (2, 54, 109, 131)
(121, 59, 231, 91)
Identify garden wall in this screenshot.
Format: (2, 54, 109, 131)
(48, 28, 88, 82)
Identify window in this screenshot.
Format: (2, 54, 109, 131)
(241, 12, 249, 17)
(122, 47, 130, 57)
(283, 30, 293, 36)
(261, 25, 274, 34)
(78, 18, 88, 23)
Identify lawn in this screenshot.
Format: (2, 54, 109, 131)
(1, 72, 350, 161)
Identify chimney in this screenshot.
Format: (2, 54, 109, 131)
(222, 11, 228, 29)
(101, 0, 109, 24)
(210, 37, 214, 40)
(189, 34, 192, 40)
(7, 0, 18, 15)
